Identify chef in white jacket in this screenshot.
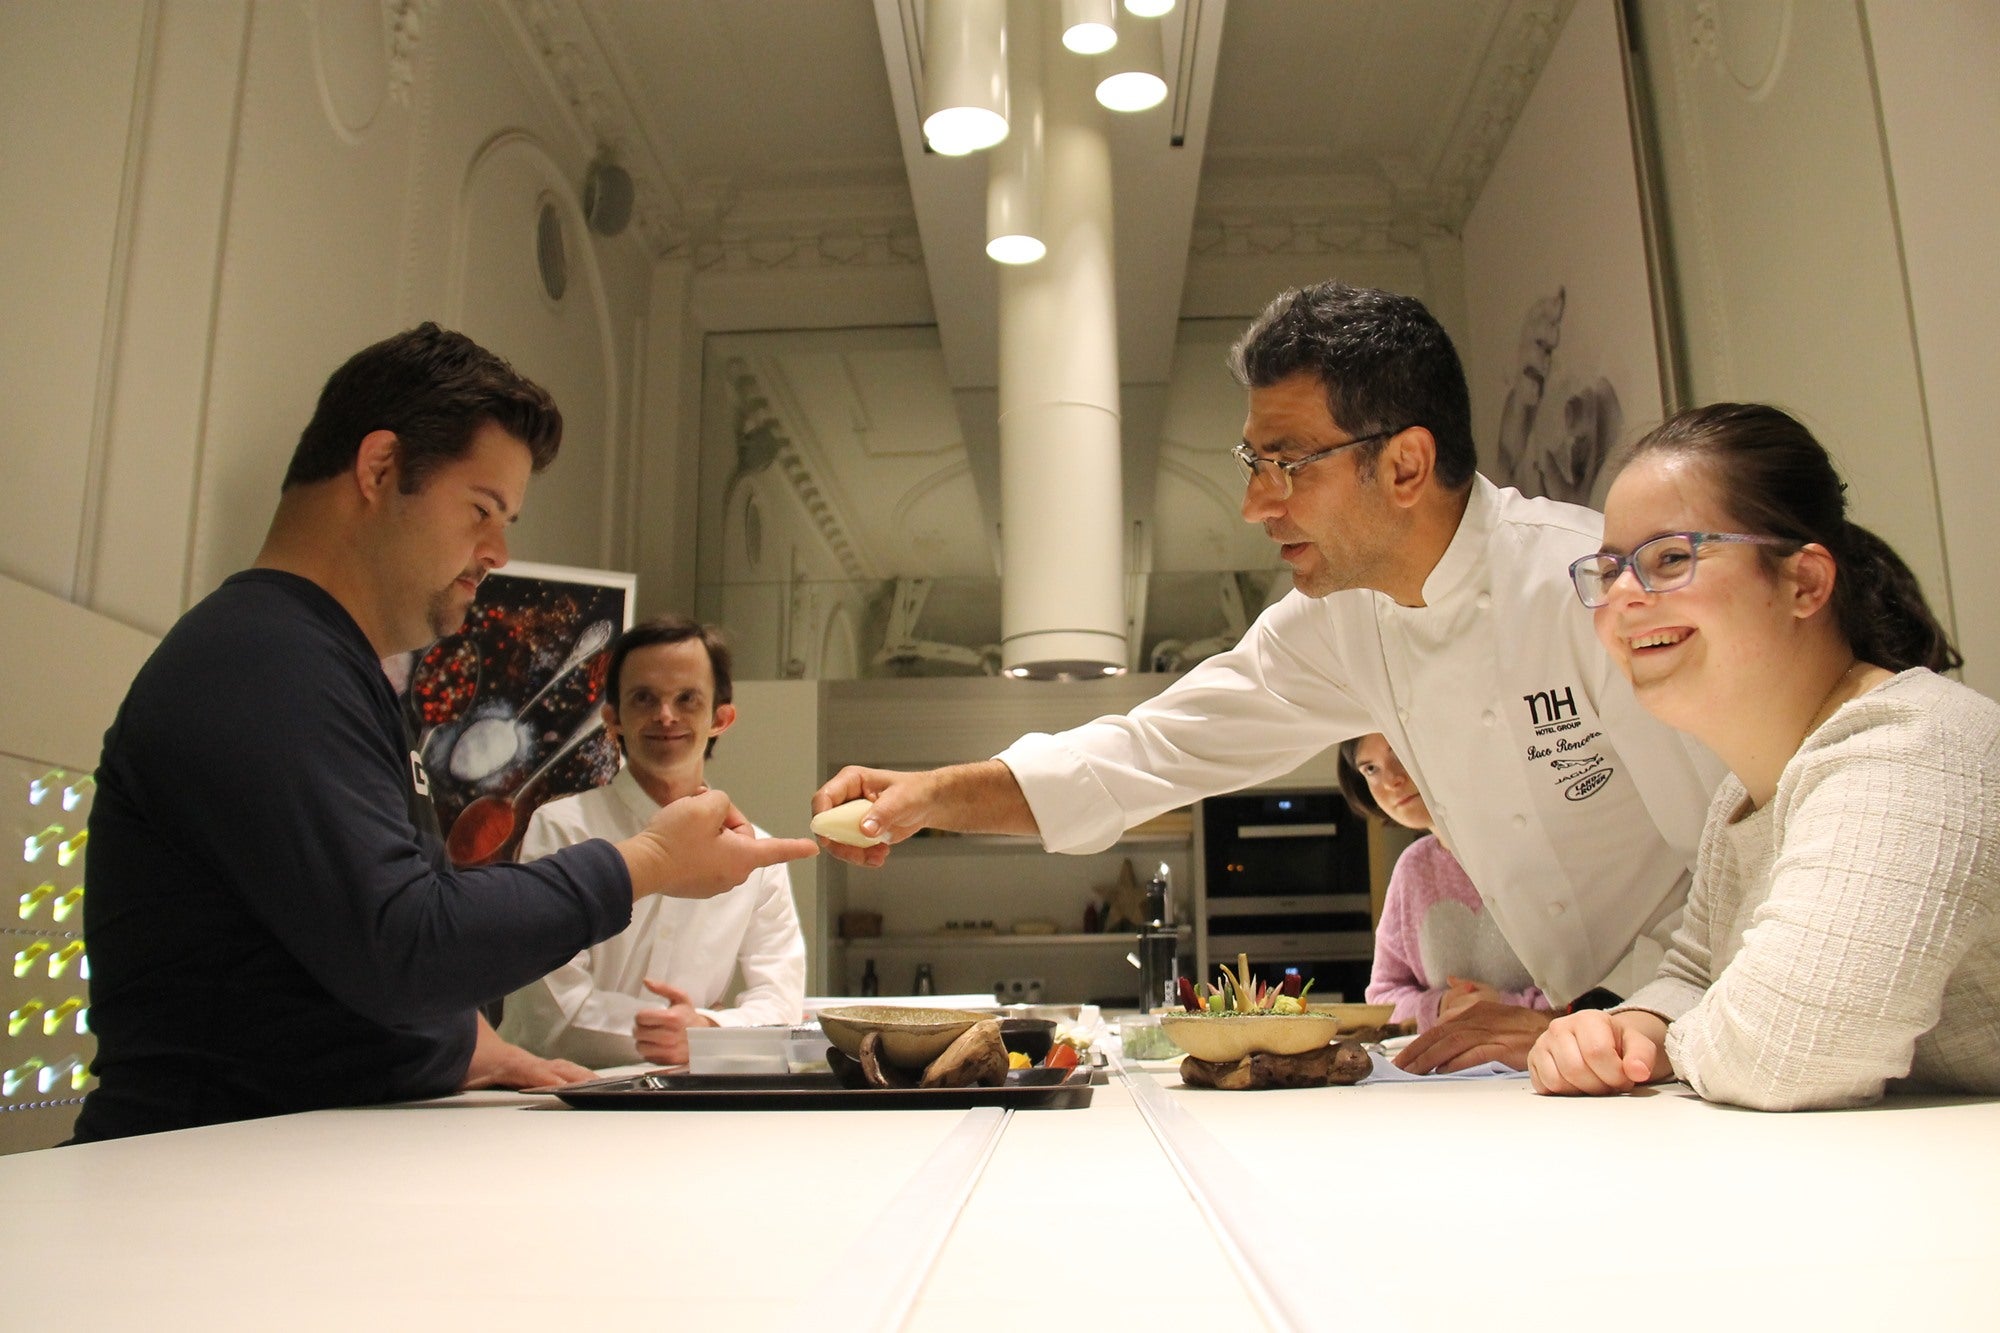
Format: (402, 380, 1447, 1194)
(814, 281, 1721, 1074)
(500, 617, 805, 1069)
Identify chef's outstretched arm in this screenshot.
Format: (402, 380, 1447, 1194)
(812, 759, 1039, 866)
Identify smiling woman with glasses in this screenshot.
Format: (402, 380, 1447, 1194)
(1529, 402, 1998, 1112)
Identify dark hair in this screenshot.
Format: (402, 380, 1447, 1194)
(1627, 403, 1961, 673)
(283, 323, 562, 492)
(1335, 737, 1385, 824)
(1228, 282, 1477, 489)
(605, 616, 735, 758)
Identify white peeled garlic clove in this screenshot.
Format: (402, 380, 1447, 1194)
(811, 798, 889, 847)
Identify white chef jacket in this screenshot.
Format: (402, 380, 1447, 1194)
(998, 475, 1723, 1006)
(496, 766, 806, 1068)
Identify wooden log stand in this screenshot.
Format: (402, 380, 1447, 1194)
(1178, 1041, 1372, 1090)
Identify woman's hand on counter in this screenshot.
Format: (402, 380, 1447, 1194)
(1528, 1009, 1671, 1096)
(1393, 1000, 1552, 1074)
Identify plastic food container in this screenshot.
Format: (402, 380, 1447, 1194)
(1119, 1013, 1183, 1062)
(685, 1026, 790, 1075)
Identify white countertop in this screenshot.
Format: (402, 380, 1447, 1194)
(4, 1066, 1995, 1331)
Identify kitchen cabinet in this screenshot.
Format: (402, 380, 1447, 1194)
(830, 822, 1197, 1005)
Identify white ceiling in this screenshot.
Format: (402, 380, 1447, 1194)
(515, 0, 1573, 657)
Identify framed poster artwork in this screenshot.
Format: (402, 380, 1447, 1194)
(388, 560, 635, 866)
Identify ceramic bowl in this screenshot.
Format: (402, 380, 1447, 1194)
(1157, 1012, 1343, 1063)
(1311, 1002, 1397, 1030)
(997, 1017, 1056, 1063)
(816, 1005, 990, 1067)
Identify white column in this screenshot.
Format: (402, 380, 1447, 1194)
(996, 3, 1125, 678)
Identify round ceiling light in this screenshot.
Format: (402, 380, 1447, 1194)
(986, 233, 1047, 265)
(1095, 69, 1167, 112)
(922, 105, 1010, 156)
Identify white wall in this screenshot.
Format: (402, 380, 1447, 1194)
(701, 679, 825, 994)
(1628, 0, 1952, 645)
(1865, 1, 2000, 697)
(1, 0, 654, 640)
(1462, 0, 1664, 507)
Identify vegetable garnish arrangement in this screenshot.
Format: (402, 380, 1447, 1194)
(1175, 955, 1314, 1016)
(1161, 954, 1369, 1089)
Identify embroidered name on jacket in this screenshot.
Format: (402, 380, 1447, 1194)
(1522, 686, 1612, 800)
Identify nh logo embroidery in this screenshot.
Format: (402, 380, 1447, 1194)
(1523, 686, 1579, 729)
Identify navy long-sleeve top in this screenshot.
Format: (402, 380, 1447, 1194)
(72, 570, 631, 1141)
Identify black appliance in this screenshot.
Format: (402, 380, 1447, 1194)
(1197, 790, 1374, 1001)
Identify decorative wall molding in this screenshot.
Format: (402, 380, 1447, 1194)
(384, 0, 432, 106)
(1689, 0, 1722, 67)
(726, 360, 867, 581)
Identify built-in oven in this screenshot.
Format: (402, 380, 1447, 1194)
(1196, 790, 1375, 1001)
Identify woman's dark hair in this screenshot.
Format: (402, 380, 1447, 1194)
(283, 323, 562, 492)
(1335, 736, 1386, 824)
(605, 615, 734, 758)
(1626, 403, 1961, 673)
(1228, 282, 1477, 489)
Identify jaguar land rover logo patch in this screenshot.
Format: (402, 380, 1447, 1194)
(1523, 682, 1613, 801)
(1565, 767, 1613, 800)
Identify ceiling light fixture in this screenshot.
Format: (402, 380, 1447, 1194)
(1124, 0, 1175, 17)
(1060, 0, 1117, 55)
(985, 25, 1046, 266)
(922, 0, 1010, 156)
(1094, 10, 1167, 112)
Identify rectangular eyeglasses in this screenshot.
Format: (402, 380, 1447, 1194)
(1570, 531, 1797, 607)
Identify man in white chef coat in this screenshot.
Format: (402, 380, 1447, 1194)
(500, 617, 806, 1068)
(814, 281, 1721, 1074)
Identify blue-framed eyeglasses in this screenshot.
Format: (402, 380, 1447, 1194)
(1230, 428, 1405, 499)
(1569, 531, 1797, 608)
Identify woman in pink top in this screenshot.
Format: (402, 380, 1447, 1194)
(1340, 734, 1549, 1031)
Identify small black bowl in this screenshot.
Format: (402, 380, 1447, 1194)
(998, 1017, 1056, 1064)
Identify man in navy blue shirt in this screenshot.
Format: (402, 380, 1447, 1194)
(74, 324, 816, 1141)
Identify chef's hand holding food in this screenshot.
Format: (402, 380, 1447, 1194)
(1529, 1008, 1671, 1096)
(811, 759, 1039, 867)
(623, 787, 818, 898)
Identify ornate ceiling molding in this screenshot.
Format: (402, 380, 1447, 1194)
(693, 223, 923, 274)
(502, 0, 924, 270)
(1187, 216, 1428, 260)
(1430, 0, 1571, 227)
(504, 0, 687, 258)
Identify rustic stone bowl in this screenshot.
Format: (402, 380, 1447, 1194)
(1157, 1012, 1344, 1063)
(816, 1005, 990, 1068)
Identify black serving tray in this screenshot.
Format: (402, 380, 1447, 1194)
(544, 1065, 1095, 1111)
